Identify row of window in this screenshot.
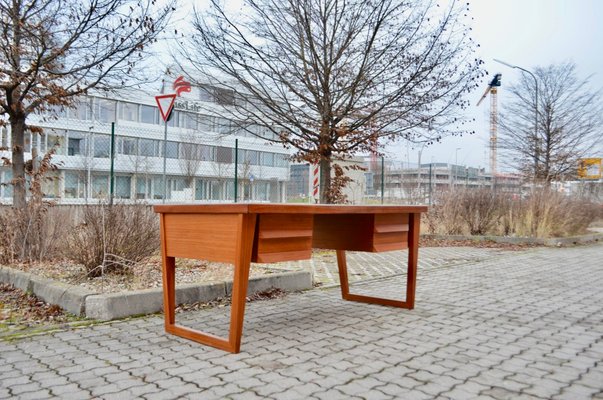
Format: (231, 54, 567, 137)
(62, 172, 275, 201)
(43, 97, 277, 140)
(15, 130, 289, 168)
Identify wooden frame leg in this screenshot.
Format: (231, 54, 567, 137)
(335, 213, 421, 309)
(160, 214, 257, 353)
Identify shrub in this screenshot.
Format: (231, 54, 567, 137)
(425, 187, 601, 238)
(64, 203, 159, 277)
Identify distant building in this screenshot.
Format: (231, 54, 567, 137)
(0, 83, 291, 203)
(287, 157, 367, 204)
(366, 160, 522, 202)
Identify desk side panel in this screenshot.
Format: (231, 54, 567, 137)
(163, 213, 239, 263)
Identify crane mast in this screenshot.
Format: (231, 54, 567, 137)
(476, 74, 502, 176)
(489, 87, 497, 175)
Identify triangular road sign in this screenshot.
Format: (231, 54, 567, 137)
(155, 94, 177, 122)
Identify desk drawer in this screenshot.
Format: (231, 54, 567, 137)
(373, 213, 409, 252)
(252, 214, 313, 263)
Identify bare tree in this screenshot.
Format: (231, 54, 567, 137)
(499, 62, 603, 183)
(0, 0, 174, 209)
(179, 0, 483, 203)
(178, 132, 204, 188)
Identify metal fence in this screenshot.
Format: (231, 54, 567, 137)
(0, 117, 290, 204)
(1, 118, 600, 205)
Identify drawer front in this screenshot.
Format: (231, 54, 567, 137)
(163, 213, 239, 263)
(372, 213, 409, 252)
(253, 214, 313, 263)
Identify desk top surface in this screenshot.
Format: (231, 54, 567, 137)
(154, 203, 428, 214)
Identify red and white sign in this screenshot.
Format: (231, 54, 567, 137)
(173, 76, 192, 96)
(155, 94, 177, 122)
(312, 163, 319, 201)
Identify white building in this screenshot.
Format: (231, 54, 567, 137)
(0, 84, 291, 203)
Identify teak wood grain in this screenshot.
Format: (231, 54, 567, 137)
(155, 204, 427, 353)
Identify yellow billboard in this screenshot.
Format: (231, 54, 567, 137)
(578, 158, 602, 179)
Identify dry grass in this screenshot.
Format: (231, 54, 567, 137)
(63, 204, 159, 277)
(425, 187, 602, 238)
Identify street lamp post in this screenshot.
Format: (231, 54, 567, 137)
(454, 147, 460, 187)
(493, 59, 539, 180)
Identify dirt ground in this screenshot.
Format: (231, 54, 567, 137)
(0, 236, 560, 336)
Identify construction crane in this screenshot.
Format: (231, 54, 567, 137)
(476, 73, 502, 176)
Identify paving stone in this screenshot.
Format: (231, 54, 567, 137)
(1, 244, 603, 399)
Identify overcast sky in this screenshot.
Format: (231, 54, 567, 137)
(389, 0, 603, 170)
(161, 0, 603, 171)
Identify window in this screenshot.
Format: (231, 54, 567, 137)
(71, 99, 91, 120)
(199, 85, 215, 102)
(261, 152, 274, 167)
(195, 179, 210, 200)
(97, 99, 116, 123)
(211, 180, 223, 200)
(0, 127, 8, 148)
(1, 169, 13, 198)
(39, 133, 47, 153)
(140, 105, 158, 124)
(200, 145, 214, 161)
(216, 118, 232, 134)
(167, 110, 179, 127)
(165, 141, 179, 158)
(67, 131, 86, 156)
(48, 104, 67, 118)
(135, 176, 151, 199)
(244, 150, 259, 165)
(256, 182, 270, 201)
(198, 115, 214, 132)
(153, 176, 164, 199)
(139, 139, 158, 157)
(115, 176, 131, 199)
(64, 171, 79, 198)
(92, 174, 108, 198)
(119, 102, 139, 122)
(47, 131, 66, 155)
(24, 132, 31, 152)
(119, 137, 137, 155)
(180, 112, 197, 130)
(215, 87, 235, 106)
(274, 153, 289, 168)
(216, 147, 233, 163)
(41, 171, 60, 198)
(93, 135, 111, 158)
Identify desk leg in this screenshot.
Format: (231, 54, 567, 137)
(160, 213, 257, 353)
(335, 213, 421, 309)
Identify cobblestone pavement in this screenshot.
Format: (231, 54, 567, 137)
(267, 246, 505, 286)
(1, 243, 603, 399)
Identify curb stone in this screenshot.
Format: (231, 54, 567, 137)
(0, 266, 313, 321)
(422, 232, 603, 246)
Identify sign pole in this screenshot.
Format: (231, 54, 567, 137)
(162, 120, 168, 204)
(155, 93, 177, 203)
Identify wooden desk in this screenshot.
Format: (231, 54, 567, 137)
(154, 204, 428, 353)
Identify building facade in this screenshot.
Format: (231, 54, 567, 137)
(0, 85, 291, 204)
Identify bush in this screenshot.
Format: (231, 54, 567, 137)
(425, 187, 601, 238)
(0, 205, 71, 264)
(64, 204, 159, 277)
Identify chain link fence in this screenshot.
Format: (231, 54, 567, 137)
(0, 107, 290, 204)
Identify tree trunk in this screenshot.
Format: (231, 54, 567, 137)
(11, 116, 27, 210)
(319, 157, 331, 204)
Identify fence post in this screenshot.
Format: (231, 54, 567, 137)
(109, 122, 115, 206)
(429, 163, 433, 206)
(381, 156, 385, 204)
(234, 138, 238, 203)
